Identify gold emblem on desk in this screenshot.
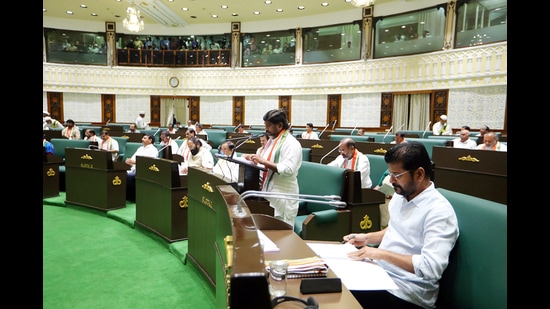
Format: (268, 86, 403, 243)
(46, 168, 56, 177)
(360, 214, 373, 230)
(179, 196, 188, 208)
(202, 182, 214, 192)
(112, 176, 122, 186)
(374, 148, 387, 154)
(458, 155, 480, 163)
(80, 154, 93, 160)
(311, 144, 323, 149)
(148, 164, 160, 172)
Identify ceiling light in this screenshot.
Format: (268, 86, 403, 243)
(123, 3, 145, 32)
(350, 0, 376, 7)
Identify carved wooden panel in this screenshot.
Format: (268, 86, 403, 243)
(150, 95, 161, 126)
(279, 96, 291, 122)
(380, 93, 392, 127)
(233, 96, 245, 125)
(47, 92, 64, 123)
(327, 94, 341, 127)
(188, 96, 201, 123)
(432, 90, 449, 122)
(101, 94, 115, 123)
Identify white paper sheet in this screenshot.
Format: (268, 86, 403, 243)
(307, 242, 398, 291)
(257, 230, 280, 252)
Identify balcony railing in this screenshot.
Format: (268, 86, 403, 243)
(117, 48, 231, 67)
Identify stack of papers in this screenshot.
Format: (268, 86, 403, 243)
(307, 242, 398, 290)
(265, 256, 329, 279)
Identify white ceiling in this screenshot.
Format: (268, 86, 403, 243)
(43, 0, 391, 27)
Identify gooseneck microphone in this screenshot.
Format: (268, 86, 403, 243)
(331, 120, 337, 130)
(236, 191, 346, 215)
(422, 121, 432, 138)
(157, 136, 181, 153)
(382, 125, 393, 143)
(231, 133, 263, 158)
(318, 123, 330, 138)
(319, 143, 341, 164)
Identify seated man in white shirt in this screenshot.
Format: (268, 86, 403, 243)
(180, 137, 214, 175)
(453, 128, 477, 149)
(125, 134, 158, 201)
(159, 130, 179, 155)
(212, 141, 239, 183)
(475, 131, 507, 152)
(301, 122, 320, 140)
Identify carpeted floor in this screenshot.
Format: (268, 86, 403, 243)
(43, 193, 215, 309)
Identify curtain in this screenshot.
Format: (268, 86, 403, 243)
(392, 93, 430, 131)
(160, 97, 188, 127)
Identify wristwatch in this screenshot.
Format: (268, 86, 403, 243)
(169, 76, 179, 88)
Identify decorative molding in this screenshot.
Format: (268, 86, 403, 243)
(43, 43, 507, 97)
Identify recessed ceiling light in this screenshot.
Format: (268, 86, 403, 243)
(232, 13, 238, 16)
(80, 5, 87, 8)
(298, 6, 305, 10)
(43, 8, 47, 12)
(322, 3, 329, 7)
(182, 8, 189, 11)
(66, 11, 74, 15)
(211, 14, 218, 18)
(221, 5, 228, 9)
(254, 11, 261, 15)
(91, 13, 97, 16)
(265, 1, 272, 4)
(276, 9, 283, 12)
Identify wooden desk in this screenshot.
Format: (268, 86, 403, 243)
(263, 230, 362, 309)
(217, 185, 362, 309)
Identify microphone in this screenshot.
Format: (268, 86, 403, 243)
(382, 125, 393, 143)
(106, 118, 110, 124)
(236, 190, 346, 216)
(231, 133, 263, 158)
(422, 121, 432, 138)
(318, 123, 330, 138)
(396, 123, 405, 132)
(331, 120, 337, 130)
(350, 126, 357, 135)
(153, 128, 161, 136)
(157, 136, 181, 153)
(319, 143, 341, 164)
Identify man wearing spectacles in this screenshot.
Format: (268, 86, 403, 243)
(342, 142, 459, 309)
(327, 137, 372, 189)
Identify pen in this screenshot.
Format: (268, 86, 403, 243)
(341, 234, 355, 244)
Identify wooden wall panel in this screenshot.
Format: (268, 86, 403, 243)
(233, 96, 244, 126)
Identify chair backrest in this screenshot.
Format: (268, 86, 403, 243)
(436, 188, 507, 309)
(123, 142, 142, 161)
(297, 161, 347, 213)
(111, 136, 128, 158)
(366, 154, 387, 188)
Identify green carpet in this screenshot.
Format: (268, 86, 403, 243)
(43, 194, 215, 309)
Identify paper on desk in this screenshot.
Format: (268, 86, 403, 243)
(257, 230, 280, 252)
(307, 242, 398, 291)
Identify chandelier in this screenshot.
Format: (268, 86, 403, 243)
(350, 0, 376, 7)
(123, 4, 145, 32)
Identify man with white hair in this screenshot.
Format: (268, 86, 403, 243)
(432, 114, 452, 136)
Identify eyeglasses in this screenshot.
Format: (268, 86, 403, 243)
(337, 148, 346, 153)
(388, 170, 410, 180)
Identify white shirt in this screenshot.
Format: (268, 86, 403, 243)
(99, 137, 120, 161)
(452, 138, 477, 149)
(129, 144, 158, 172)
(327, 150, 372, 188)
(432, 121, 452, 136)
(476, 142, 507, 152)
(212, 155, 240, 183)
(301, 131, 320, 140)
(379, 183, 459, 308)
(160, 138, 179, 154)
(135, 115, 148, 130)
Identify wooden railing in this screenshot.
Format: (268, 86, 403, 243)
(117, 48, 231, 67)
